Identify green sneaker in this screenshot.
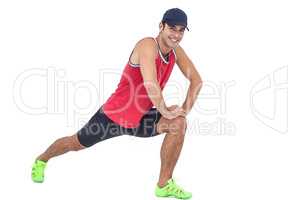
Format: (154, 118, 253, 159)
(155, 178, 192, 199)
(31, 160, 47, 183)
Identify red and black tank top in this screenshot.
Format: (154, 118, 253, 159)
(102, 38, 176, 128)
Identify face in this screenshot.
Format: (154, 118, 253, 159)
(159, 23, 186, 49)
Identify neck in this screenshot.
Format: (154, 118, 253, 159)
(156, 35, 172, 55)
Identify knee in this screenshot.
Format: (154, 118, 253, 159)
(67, 135, 85, 151)
(168, 116, 187, 135)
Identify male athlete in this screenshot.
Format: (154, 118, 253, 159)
(32, 8, 202, 199)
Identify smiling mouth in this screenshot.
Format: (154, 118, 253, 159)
(169, 38, 179, 43)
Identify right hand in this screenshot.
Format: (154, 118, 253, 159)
(160, 105, 186, 120)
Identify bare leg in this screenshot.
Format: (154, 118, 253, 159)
(36, 134, 85, 162)
(157, 133, 185, 187)
(157, 117, 187, 187)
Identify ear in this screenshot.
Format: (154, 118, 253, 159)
(159, 22, 163, 32)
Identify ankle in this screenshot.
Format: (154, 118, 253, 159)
(36, 155, 49, 163)
(157, 182, 166, 188)
(158, 177, 171, 188)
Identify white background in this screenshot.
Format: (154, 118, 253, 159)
(0, 0, 299, 199)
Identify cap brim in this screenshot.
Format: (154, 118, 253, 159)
(166, 21, 189, 31)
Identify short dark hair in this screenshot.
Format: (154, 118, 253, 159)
(161, 21, 167, 29)
(161, 21, 175, 29)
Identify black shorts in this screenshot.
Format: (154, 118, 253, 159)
(77, 106, 162, 147)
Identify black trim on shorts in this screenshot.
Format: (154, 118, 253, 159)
(77, 106, 162, 147)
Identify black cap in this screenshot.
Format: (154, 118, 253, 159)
(162, 8, 189, 31)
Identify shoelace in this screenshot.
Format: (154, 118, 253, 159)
(166, 180, 186, 196)
(32, 166, 38, 176)
(173, 183, 185, 196)
(32, 162, 44, 176)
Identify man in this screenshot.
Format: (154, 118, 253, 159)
(32, 8, 202, 199)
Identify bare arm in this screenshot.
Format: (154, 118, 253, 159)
(175, 45, 203, 114)
(138, 38, 185, 119)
